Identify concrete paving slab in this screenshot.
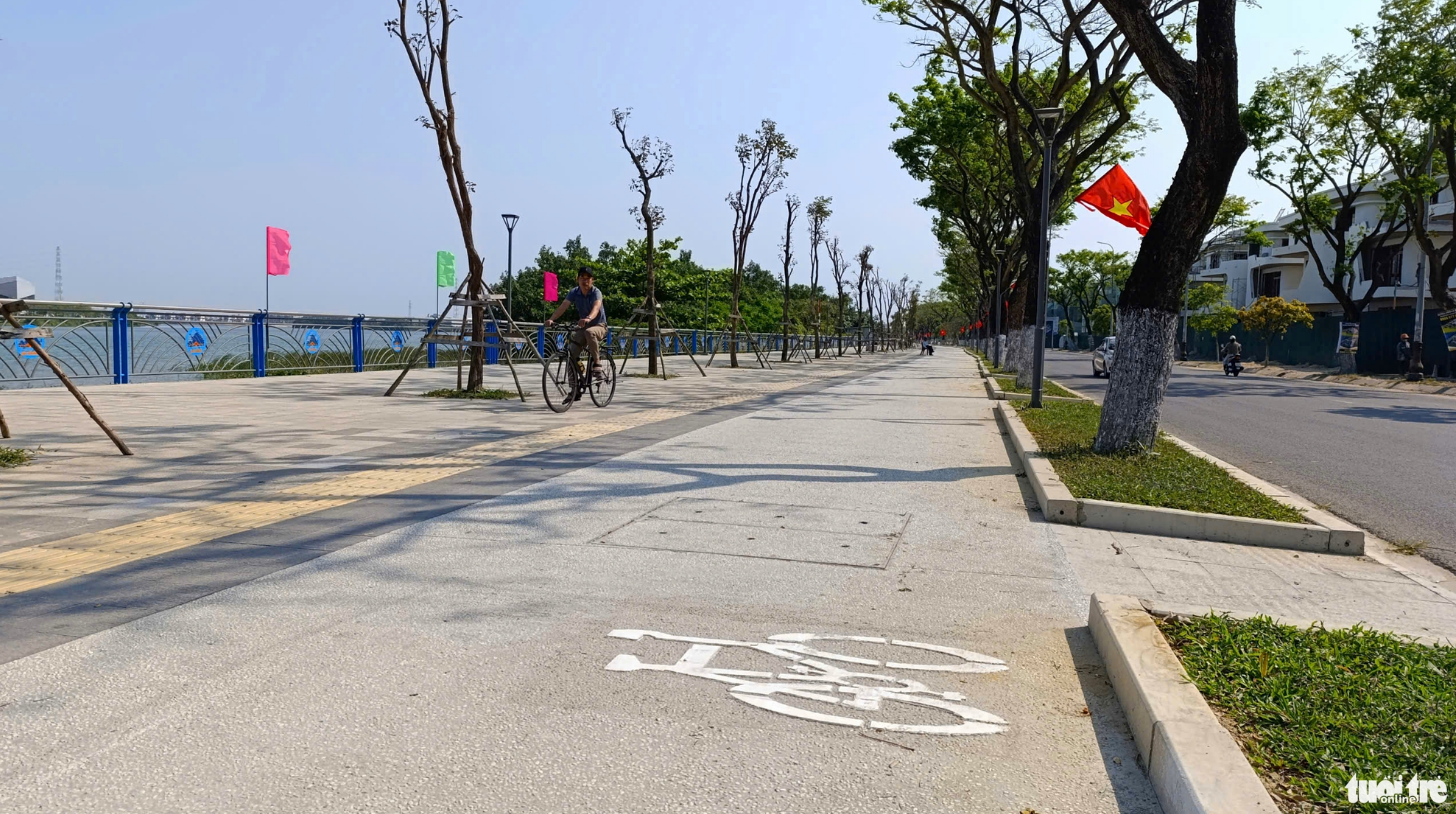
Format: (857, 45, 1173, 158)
(0, 352, 1161, 813)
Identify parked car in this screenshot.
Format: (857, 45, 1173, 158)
(1092, 337, 1116, 378)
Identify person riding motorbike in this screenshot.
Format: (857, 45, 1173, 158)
(1221, 335, 1244, 376)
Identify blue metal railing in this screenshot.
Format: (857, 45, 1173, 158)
(0, 298, 870, 390)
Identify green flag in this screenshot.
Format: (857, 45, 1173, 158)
(436, 251, 456, 287)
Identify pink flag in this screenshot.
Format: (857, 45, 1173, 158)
(266, 227, 292, 277)
(544, 270, 559, 302)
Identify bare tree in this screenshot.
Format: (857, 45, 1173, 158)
(805, 196, 832, 357)
(778, 195, 801, 362)
(1093, 0, 1249, 452)
(611, 107, 674, 375)
(855, 245, 874, 355)
(727, 120, 798, 367)
(827, 236, 850, 356)
(387, 1, 489, 390)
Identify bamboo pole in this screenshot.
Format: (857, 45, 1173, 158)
(2, 305, 132, 455)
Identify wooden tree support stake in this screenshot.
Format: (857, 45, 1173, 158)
(613, 298, 707, 379)
(2, 301, 132, 456)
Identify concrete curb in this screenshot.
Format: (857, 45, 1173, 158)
(1088, 594, 1280, 814)
(1174, 359, 1456, 398)
(985, 375, 1085, 403)
(995, 403, 1363, 555)
(994, 401, 1079, 523)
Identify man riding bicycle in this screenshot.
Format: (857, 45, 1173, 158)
(544, 269, 608, 378)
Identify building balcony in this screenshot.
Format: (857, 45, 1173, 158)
(1251, 253, 1305, 270)
(1270, 241, 1310, 259)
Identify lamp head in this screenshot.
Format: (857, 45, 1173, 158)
(501, 214, 520, 231)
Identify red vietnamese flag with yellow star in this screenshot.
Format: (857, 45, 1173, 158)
(1074, 164, 1151, 236)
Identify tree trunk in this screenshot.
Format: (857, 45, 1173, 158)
(466, 251, 485, 390)
(1014, 326, 1037, 389)
(1091, 309, 1177, 451)
(646, 254, 658, 376)
(729, 267, 742, 368)
(1337, 351, 1357, 374)
(1095, 0, 1248, 453)
(781, 283, 790, 363)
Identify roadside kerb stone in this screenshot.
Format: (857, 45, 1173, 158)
(992, 401, 1078, 523)
(986, 376, 1085, 403)
(1088, 594, 1280, 814)
(995, 402, 1361, 555)
(1162, 435, 1364, 555)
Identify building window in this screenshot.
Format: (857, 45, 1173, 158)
(1279, 237, 1290, 247)
(1361, 244, 1403, 287)
(1260, 272, 1282, 298)
(1209, 254, 1221, 269)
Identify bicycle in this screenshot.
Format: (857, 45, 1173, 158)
(542, 330, 616, 413)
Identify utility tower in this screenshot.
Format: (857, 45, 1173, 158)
(54, 247, 62, 300)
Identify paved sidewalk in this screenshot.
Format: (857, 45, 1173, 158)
(0, 356, 877, 551)
(0, 351, 1161, 813)
(1, 351, 1452, 812)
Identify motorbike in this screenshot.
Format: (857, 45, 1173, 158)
(1223, 354, 1243, 377)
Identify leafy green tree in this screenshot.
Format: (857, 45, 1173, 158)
(874, 3, 1150, 334)
(1242, 58, 1408, 322)
(1185, 283, 1241, 341)
(1351, 0, 1456, 309)
(1240, 296, 1314, 364)
(1089, 304, 1115, 338)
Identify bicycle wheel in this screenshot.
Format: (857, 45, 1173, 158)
(589, 349, 617, 408)
(542, 350, 578, 413)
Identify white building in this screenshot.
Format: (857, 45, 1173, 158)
(1189, 180, 1453, 313)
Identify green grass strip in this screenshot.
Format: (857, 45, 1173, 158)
(1012, 400, 1306, 523)
(422, 388, 517, 400)
(995, 376, 1076, 399)
(1160, 614, 1456, 809)
(0, 447, 34, 468)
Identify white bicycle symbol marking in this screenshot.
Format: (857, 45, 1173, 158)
(605, 630, 1009, 736)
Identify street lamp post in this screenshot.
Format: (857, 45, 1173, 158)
(1031, 106, 1064, 409)
(501, 214, 519, 319)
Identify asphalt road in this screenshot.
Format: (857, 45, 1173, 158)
(1041, 350, 1456, 571)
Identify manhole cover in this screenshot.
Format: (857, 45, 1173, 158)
(591, 498, 908, 568)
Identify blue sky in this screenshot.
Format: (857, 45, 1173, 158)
(1, 2, 1376, 316)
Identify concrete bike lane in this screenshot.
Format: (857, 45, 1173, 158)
(0, 352, 1159, 813)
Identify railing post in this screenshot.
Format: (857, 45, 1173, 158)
(427, 319, 438, 368)
(251, 312, 267, 378)
(110, 304, 132, 384)
(536, 325, 546, 357)
(692, 330, 698, 354)
(351, 316, 365, 372)
(486, 319, 500, 365)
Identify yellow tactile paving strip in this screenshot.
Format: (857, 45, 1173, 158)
(0, 376, 827, 597)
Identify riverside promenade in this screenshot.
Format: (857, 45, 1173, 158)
(2, 351, 1453, 813)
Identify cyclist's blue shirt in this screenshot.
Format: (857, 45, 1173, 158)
(566, 286, 607, 327)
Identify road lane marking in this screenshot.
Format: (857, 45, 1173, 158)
(606, 629, 1008, 735)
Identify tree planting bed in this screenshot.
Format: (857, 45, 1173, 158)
(1160, 613, 1456, 811)
(1012, 400, 1305, 523)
